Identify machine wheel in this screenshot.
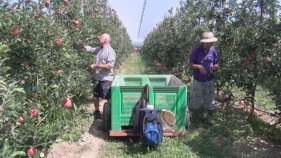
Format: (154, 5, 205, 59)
(102, 102, 111, 131)
(133, 98, 146, 130)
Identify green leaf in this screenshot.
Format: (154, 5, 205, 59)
(1, 139, 11, 156)
(33, 153, 41, 158)
(13, 88, 26, 94)
(10, 151, 26, 157)
(74, 104, 77, 111)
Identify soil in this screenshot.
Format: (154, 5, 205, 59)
(218, 102, 281, 157)
(232, 136, 281, 157)
(47, 102, 107, 158)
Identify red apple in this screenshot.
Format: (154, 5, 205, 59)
(45, 0, 50, 8)
(63, 97, 72, 108)
(31, 93, 38, 99)
(267, 43, 275, 50)
(63, 0, 69, 6)
(27, 148, 37, 156)
(18, 117, 24, 123)
(247, 52, 257, 61)
(11, 27, 21, 37)
(21, 61, 29, 69)
(34, 15, 39, 20)
(57, 8, 63, 15)
(73, 19, 80, 28)
(18, 79, 25, 86)
(56, 69, 64, 77)
(54, 38, 62, 46)
(264, 56, 272, 64)
(30, 109, 39, 117)
(226, 12, 232, 16)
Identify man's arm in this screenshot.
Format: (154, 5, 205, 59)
(189, 63, 207, 75)
(89, 63, 112, 70)
(189, 49, 207, 74)
(84, 46, 100, 55)
(189, 63, 203, 70)
(89, 50, 116, 71)
(84, 46, 95, 53)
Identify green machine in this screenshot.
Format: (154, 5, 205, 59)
(103, 75, 188, 136)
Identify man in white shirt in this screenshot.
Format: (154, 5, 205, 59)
(84, 33, 116, 119)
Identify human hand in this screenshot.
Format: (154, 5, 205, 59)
(88, 64, 98, 71)
(87, 65, 93, 72)
(84, 45, 92, 51)
(212, 65, 219, 72)
(199, 65, 208, 75)
(80, 43, 86, 49)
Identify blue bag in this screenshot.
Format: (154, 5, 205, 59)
(140, 109, 163, 147)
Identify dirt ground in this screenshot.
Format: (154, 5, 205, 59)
(47, 127, 105, 158)
(232, 135, 281, 157)
(217, 102, 281, 157)
(47, 102, 107, 158)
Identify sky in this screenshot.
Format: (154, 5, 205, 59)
(107, 0, 182, 43)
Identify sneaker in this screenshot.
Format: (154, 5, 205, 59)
(93, 110, 101, 119)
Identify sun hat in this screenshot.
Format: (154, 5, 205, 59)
(159, 110, 176, 128)
(200, 32, 218, 43)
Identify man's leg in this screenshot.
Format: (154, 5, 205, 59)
(100, 80, 112, 112)
(93, 96, 100, 112)
(93, 97, 102, 118)
(202, 80, 215, 123)
(189, 79, 204, 110)
(102, 81, 112, 102)
(189, 79, 204, 124)
(93, 82, 101, 119)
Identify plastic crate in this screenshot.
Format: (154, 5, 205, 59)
(111, 75, 187, 135)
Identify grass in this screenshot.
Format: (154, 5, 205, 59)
(254, 86, 276, 111)
(231, 86, 276, 111)
(115, 53, 157, 75)
(99, 107, 281, 158)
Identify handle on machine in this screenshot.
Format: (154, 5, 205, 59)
(141, 84, 150, 106)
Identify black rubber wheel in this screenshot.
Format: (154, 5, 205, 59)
(134, 98, 146, 130)
(102, 102, 111, 131)
(133, 100, 141, 129)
